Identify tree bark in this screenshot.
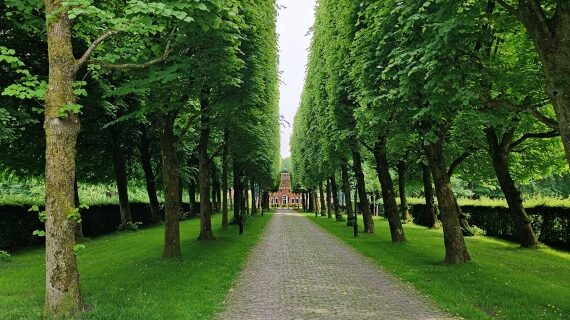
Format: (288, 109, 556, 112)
(513, 3, 570, 169)
(325, 180, 332, 218)
(232, 161, 241, 223)
(74, 179, 83, 240)
(222, 130, 229, 230)
(251, 180, 257, 215)
(188, 180, 196, 216)
(301, 192, 306, 211)
(398, 161, 412, 223)
(319, 184, 326, 216)
(351, 146, 374, 233)
(330, 176, 341, 221)
(160, 111, 181, 258)
(109, 127, 132, 228)
(422, 163, 440, 229)
(341, 162, 354, 226)
(43, 2, 84, 315)
(198, 95, 214, 241)
(425, 140, 471, 264)
(373, 139, 405, 242)
(485, 128, 539, 247)
(308, 189, 315, 212)
(139, 125, 161, 224)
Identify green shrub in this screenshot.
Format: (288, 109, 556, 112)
(123, 222, 143, 232)
(465, 225, 487, 237)
(0, 250, 11, 263)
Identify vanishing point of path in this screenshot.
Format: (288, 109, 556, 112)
(217, 210, 452, 320)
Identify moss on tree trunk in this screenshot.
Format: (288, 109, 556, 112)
(43, 1, 84, 316)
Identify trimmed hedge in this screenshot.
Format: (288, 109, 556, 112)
(0, 202, 200, 251)
(410, 204, 570, 249)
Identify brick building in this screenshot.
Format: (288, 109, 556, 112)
(270, 172, 301, 208)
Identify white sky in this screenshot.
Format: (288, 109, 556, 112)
(277, 0, 316, 159)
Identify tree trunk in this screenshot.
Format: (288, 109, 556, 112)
(43, 2, 84, 315)
(188, 180, 196, 216)
(222, 130, 229, 230)
(301, 192, 306, 211)
(139, 125, 161, 224)
(372, 139, 405, 242)
(422, 163, 440, 229)
(351, 146, 374, 233)
(232, 161, 241, 223)
(341, 162, 354, 226)
(325, 179, 332, 218)
(398, 161, 412, 223)
(251, 180, 257, 215)
(109, 128, 132, 229)
(425, 140, 471, 264)
(210, 164, 218, 214)
(73, 179, 83, 240)
(319, 184, 326, 216)
(198, 96, 214, 241)
(308, 189, 314, 212)
(330, 176, 341, 221)
(242, 175, 249, 218)
(485, 128, 539, 247)
(160, 111, 181, 258)
(515, 5, 570, 169)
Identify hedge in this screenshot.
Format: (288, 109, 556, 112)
(0, 202, 200, 251)
(410, 204, 570, 249)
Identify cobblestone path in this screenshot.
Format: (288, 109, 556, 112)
(217, 210, 452, 320)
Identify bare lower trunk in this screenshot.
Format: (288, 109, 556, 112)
(330, 176, 341, 221)
(140, 125, 161, 224)
(319, 184, 326, 216)
(109, 128, 132, 228)
(425, 140, 470, 264)
(341, 162, 354, 226)
(325, 180, 332, 218)
(251, 180, 257, 215)
(398, 161, 412, 223)
(301, 192, 306, 211)
(74, 179, 83, 240)
(188, 180, 196, 216)
(232, 161, 241, 223)
(43, 2, 83, 316)
(486, 128, 539, 247)
(198, 96, 214, 241)
(352, 146, 374, 233)
(222, 130, 229, 230)
(422, 163, 440, 229)
(160, 112, 181, 258)
(308, 189, 315, 212)
(373, 139, 405, 242)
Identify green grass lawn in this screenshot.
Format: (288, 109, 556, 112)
(308, 214, 570, 320)
(0, 212, 271, 320)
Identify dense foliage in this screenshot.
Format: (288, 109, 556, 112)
(291, 0, 569, 264)
(0, 0, 280, 317)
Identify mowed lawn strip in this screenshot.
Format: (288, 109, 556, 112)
(0, 212, 271, 320)
(308, 214, 570, 320)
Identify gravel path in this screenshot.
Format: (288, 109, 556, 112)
(216, 210, 452, 320)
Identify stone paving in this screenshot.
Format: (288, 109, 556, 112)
(216, 210, 452, 320)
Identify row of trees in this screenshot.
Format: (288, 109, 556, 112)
(291, 0, 568, 265)
(0, 0, 280, 318)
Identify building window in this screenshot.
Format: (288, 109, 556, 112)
(282, 195, 288, 205)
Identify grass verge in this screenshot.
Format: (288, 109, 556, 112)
(308, 214, 569, 320)
(0, 212, 271, 319)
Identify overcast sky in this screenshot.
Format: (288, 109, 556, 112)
(277, 0, 316, 159)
